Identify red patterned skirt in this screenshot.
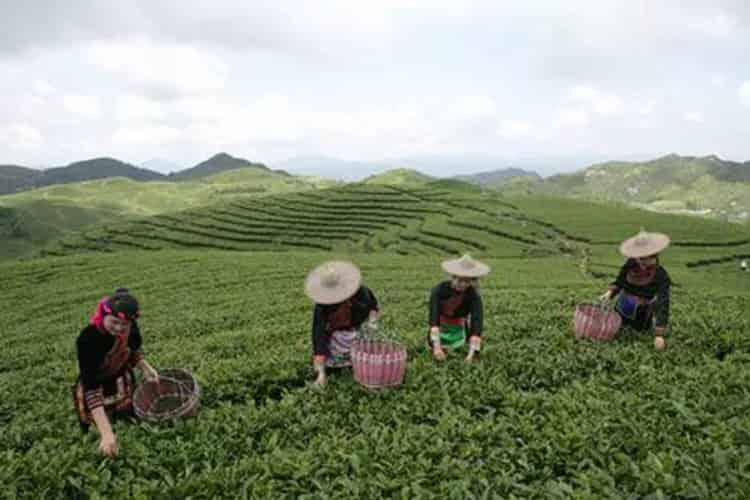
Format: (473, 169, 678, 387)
(73, 369, 136, 432)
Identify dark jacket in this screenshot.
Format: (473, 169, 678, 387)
(428, 281, 483, 336)
(311, 286, 379, 359)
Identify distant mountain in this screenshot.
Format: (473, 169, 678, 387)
(140, 158, 184, 175)
(273, 156, 388, 181)
(0, 165, 39, 194)
(0, 153, 289, 195)
(454, 167, 541, 188)
(363, 168, 434, 186)
(0, 159, 164, 195)
(170, 153, 283, 180)
(529, 154, 750, 222)
(37, 158, 164, 186)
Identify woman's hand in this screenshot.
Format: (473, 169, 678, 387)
(91, 406, 117, 457)
(99, 432, 118, 458)
(430, 326, 445, 361)
(654, 327, 666, 350)
(465, 336, 481, 363)
(599, 290, 613, 301)
(432, 347, 447, 361)
(313, 358, 326, 387)
(314, 372, 327, 387)
(654, 326, 666, 351)
(138, 360, 159, 381)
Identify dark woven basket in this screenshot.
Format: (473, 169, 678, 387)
(133, 368, 201, 422)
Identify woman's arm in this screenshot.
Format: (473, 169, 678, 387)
(311, 305, 329, 385)
(90, 406, 118, 457)
(428, 284, 442, 330)
(653, 271, 671, 335)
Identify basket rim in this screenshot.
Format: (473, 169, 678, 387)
(133, 368, 201, 420)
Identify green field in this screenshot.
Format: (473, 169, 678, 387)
(0, 170, 335, 260)
(2, 181, 750, 498)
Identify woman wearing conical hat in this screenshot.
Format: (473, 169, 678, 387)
(428, 254, 489, 362)
(305, 261, 379, 387)
(600, 230, 672, 350)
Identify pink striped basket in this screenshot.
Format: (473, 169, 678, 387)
(351, 339, 407, 390)
(573, 302, 622, 341)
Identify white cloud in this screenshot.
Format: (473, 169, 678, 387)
(689, 12, 737, 37)
(62, 95, 101, 118)
(740, 81, 750, 106)
(87, 40, 226, 98)
(569, 86, 624, 115)
(638, 100, 657, 116)
(497, 120, 533, 139)
(116, 95, 165, 122)
(555, 108, 590, 128)
(113, 125, 181, 145)
(33, 79, 55, 96)
(1, 1, 749, 169)
(451, 95, 496, 120)
(710, 73, 727, 86)
(0, 124, 43, 150)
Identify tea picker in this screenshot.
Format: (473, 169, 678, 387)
(305, 261, 380, 387)
(73, 288, 159, 457)
(595, 230, 672, 350)
(427, 254, 489, 362)
(73, 288, 201, 458)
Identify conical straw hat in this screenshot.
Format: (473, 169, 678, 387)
(441, 254, 490, 278)
(619, 229, 670, 258)
(304, 260, 362, 305)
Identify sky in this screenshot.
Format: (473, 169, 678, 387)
(1, 0, 749, 175)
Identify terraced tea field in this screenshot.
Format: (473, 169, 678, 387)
(37, 184, 749, 264)
(37, 184, 535, 257)
(2, 185, 750, 498)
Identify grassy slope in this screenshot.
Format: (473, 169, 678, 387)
(0, 170, 336, 260)
(20, 181, 748, 278)
(506, 195, 749, 244)
(363, 168, 435, 186)
(533, 156, 750, 222)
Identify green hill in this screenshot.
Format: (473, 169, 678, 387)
(0, 170, 335, 260)
(528, 154, 750, 223)
(0, 153, 288, 195)
(34, 157, 164, 186)
(169, 152, 286, 180)
(0, 158, 166, 195)
(454, 167, 541, 188)
(0, 165, 39, 193)
(37, 182, 750, 271)
(363, 168, 434, 186)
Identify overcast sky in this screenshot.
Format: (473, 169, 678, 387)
(1, 0, 749, 174)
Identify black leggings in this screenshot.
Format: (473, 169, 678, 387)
(617, 308, 653, 332)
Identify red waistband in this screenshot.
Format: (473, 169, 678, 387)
(440, 316, 466, 326)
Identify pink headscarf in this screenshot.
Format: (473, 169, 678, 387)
(90, 296, 112, 330)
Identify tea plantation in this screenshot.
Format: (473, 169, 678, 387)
(1, 184, 749, 498)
